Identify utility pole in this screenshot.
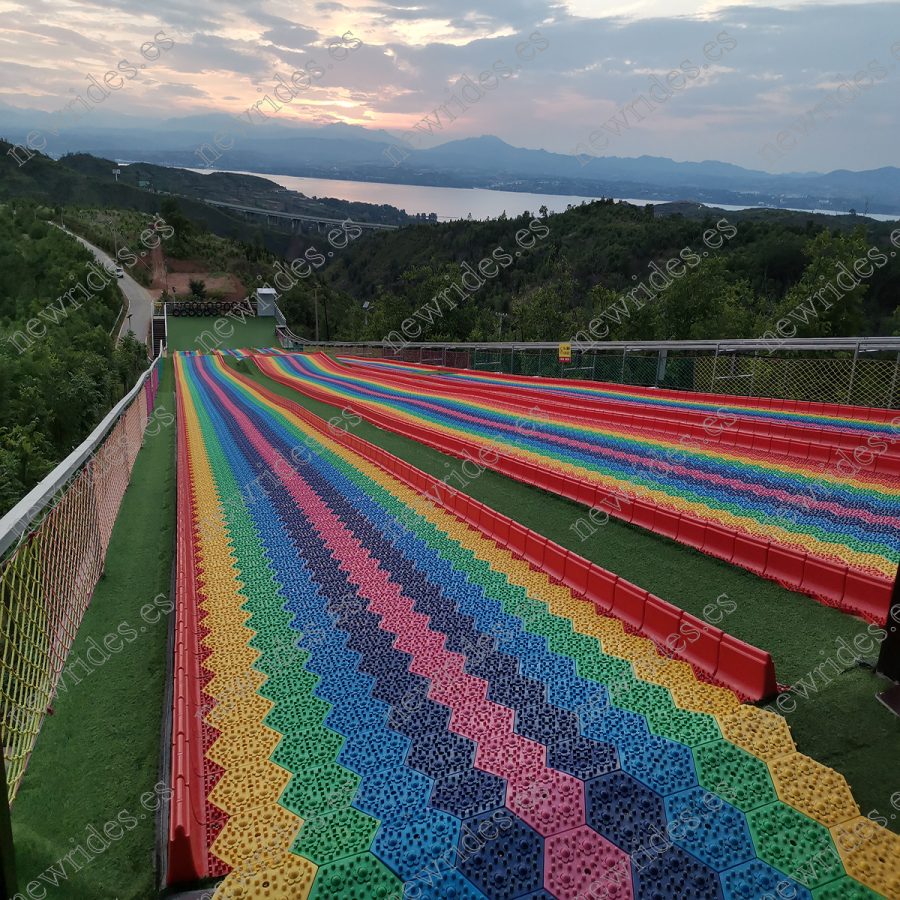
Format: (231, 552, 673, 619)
(496, 312, 508, 341)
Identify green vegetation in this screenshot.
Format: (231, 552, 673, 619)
(233, 354, 900, 831)
(58, 208, 163, 286)
(275, 201, 900, 341)
(0, 201, 147, 514)
(0, 141, 293, 259)
(11, 362, 175, 900)
(61, 198, 271, 294)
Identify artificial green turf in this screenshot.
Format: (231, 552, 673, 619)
(11, 361, 176, 899)
(165, 313, 276, 352)
(231, 355, 900, 831)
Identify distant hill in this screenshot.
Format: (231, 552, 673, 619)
(58, 155, 415, 224)
(3, 107, 898, 216)
(0, 143, 415, 257)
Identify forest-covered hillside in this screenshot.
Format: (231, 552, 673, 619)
(275, 199, 900, 342)
(0, 202, 147, 514)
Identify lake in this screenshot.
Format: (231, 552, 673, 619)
(187, 169, 897, 222)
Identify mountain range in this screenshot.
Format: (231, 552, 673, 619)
(2, 104, 898, 216)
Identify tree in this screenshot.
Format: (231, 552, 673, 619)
(766, 230, 871, 338)
(512, 270, 579, 341)
(651, 257, 755, 340)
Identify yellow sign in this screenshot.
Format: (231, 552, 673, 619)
(558, 342, 572, 363)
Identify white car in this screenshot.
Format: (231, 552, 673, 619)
(106, 262, 125, 278)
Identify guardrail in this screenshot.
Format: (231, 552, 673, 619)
(0, 355, 162, 803)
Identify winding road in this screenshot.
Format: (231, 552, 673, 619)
(55, 226, 154, 345)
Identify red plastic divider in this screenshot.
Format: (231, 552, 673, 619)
(613, 581, 649, 630)
(562, 554, 591, 597)
(676, 516, 708, 551)
(525, 532, 547, 568)
(703, 524, 735, 562)
(653, 509, 681, 540)
(842, 571, 894, 622)
(732, 534, 769, 575)
(587, 569, 618, 612)
(801, 558, 847, 608)
(764, 545, 805, 592)
(167, 386, 210, 886)
(677, 612, 722, 679)
(642, 596, 684, 648)
(716, 634, 778, 701)
(543, 544, 568, 583)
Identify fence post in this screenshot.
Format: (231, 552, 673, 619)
(888, 353, 900, 409)
(655, 350, 667, 387)
(846, 342, 860, 404)
(0, 751, 17, 899)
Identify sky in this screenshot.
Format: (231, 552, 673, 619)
(0, 0, 898, 172)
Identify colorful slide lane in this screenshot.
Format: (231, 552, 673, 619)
(340, 357, 900, 477)
(254, 353, 900, 622)
(350, 357, 900, 439)
(169, 351, 899, 899)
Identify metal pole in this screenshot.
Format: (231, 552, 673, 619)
(876, 567, 900, 715)
(846, 342, 859, 404)
(655, 349, 667, 387)
(0, 752, 17, 899)
(619, 350, 627, 384)
(887, 352, 900, 409)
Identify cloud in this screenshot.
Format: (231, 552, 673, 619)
(1, 0, 897, 171)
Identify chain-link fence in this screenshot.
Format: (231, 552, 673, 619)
(278, 333, 900, 409)
(0, 358, 161, 803)
(463, 347, 900, 408)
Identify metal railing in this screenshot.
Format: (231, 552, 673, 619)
(0, 356, 162, 804)
(274, 331, 900, 408)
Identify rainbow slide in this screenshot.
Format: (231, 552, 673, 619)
(253, 353, 900, 622)
(348, 357, 900, 439)
(167, 351, 899, 899)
